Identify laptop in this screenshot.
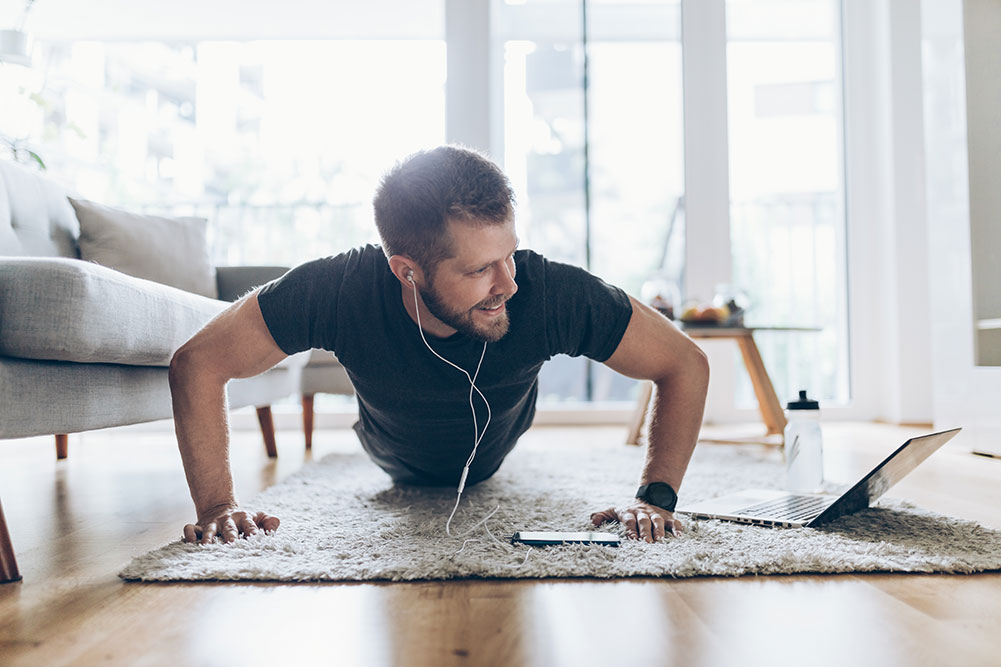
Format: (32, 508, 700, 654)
(675, 428, 962, 528)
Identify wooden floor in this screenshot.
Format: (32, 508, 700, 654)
(1, 420, 999, 667)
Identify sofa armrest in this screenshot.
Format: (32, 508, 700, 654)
(215, 266, 289, 303)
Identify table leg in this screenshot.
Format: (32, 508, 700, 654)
(735, 335, 787, 436)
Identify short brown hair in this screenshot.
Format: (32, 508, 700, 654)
(373, 145, 515, 275)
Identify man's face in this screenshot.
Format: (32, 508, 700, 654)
(419, 219, 519, 343)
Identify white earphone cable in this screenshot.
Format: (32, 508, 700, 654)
(409, 276, 492, 537)
(407, 272, 531, 568)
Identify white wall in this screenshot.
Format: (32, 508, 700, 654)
(874, 0, 934, 425)
(964, 0, 1001, 368)
(922, 0, 1001, 456)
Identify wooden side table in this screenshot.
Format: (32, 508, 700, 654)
(626, 325, 818, 446)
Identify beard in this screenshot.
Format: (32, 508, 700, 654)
(420, 281, 512, 343)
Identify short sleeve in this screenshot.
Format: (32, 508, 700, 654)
(256, 255, 344, 355)
(543, 258, 633, 362)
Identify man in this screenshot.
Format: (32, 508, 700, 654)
(169, 145, 709, 546)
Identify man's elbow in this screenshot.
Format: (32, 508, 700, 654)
(688, 342, 710, 380)
(168, 344, 223, 389)
(168, 345, 195, 389)
(656, 340, 709, 389)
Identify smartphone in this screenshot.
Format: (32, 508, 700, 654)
(510, 531, 621, 547)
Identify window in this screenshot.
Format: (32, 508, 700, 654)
(3, 0, 855, 412)
(725, 0, 850, 407)
(495, 0, 684, 403)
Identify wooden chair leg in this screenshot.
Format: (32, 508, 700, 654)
(302, 394, 315, 451)
(256, 406, 278, 458)
(625, 381, 654, 446)
(0, 497, 22, 584)
(55, 434, 68, 460)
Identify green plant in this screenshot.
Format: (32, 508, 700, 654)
(0, 132, 46, 170)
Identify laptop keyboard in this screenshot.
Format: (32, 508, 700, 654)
(736, 495, 836, 522)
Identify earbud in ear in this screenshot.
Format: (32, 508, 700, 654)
(407, 270, 414, 283)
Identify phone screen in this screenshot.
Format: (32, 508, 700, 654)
(510, 531, 621, 547)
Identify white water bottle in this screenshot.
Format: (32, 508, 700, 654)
(784, 390, 823, 492)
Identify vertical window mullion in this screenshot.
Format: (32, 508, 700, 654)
(681, 0, 736, 416)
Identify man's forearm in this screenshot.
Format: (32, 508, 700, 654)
(169, 362, 237, 519)
(640, 357, 710, 492)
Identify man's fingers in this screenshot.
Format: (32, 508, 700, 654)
(254, 512, 280, 534)
(591, 508, 617, 526)
(220, 517, 239, 544)
(236, 515, 258, 537)
(636, 512, 653, 543)
(589, 505, 682, 542)
(183, 510, 279, 545)
(651, 514, 666, 541)
(183, 524, 200, 543)
(231, 511, 258, 537)
(199, 521, 218, 545)
(620, 511, 638, 539)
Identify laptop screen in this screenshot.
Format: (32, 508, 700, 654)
(810, 428, 961, 525)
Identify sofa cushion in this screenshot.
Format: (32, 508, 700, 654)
(70, 198, 218, 299)
(0, 160, 80, 259)
(0, 257, 227, 366)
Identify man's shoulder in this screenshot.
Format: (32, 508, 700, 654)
(514, 249, 595, 285)
(262, 244, 387, 300)
(335, 243, 387, 266)
(514, 248, 570, 275)
(299, 243, 387, 275)
(330, 244, 390, 293)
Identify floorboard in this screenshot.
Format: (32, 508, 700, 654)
(1, 420, 999, 666)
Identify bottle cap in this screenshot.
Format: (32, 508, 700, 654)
(787, 389, 819, 410)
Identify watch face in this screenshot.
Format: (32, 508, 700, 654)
(640, 483, 677, 510)
(650, 486, 676, 506)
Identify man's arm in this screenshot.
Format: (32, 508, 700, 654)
(168, 290, 288, 543)
(592, 295, 710, 541)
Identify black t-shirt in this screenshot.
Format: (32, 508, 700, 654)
(257, 244, 632, 486)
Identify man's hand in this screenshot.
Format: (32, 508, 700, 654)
(182, 506, 280, 545)
(590, 500, 682, 543)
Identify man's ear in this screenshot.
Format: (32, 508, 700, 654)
(388, 255, 420, 287)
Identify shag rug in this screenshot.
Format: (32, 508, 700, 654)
(120, 439, 1001, 582)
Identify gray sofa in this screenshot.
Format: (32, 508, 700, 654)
(0, 159, 310, 582)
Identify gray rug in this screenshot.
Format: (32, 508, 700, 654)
(120, 440, 1001, 582)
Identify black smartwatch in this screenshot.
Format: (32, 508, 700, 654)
(636, 482, 678, 512)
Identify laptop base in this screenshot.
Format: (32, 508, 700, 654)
(676, 489, 840, 529)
